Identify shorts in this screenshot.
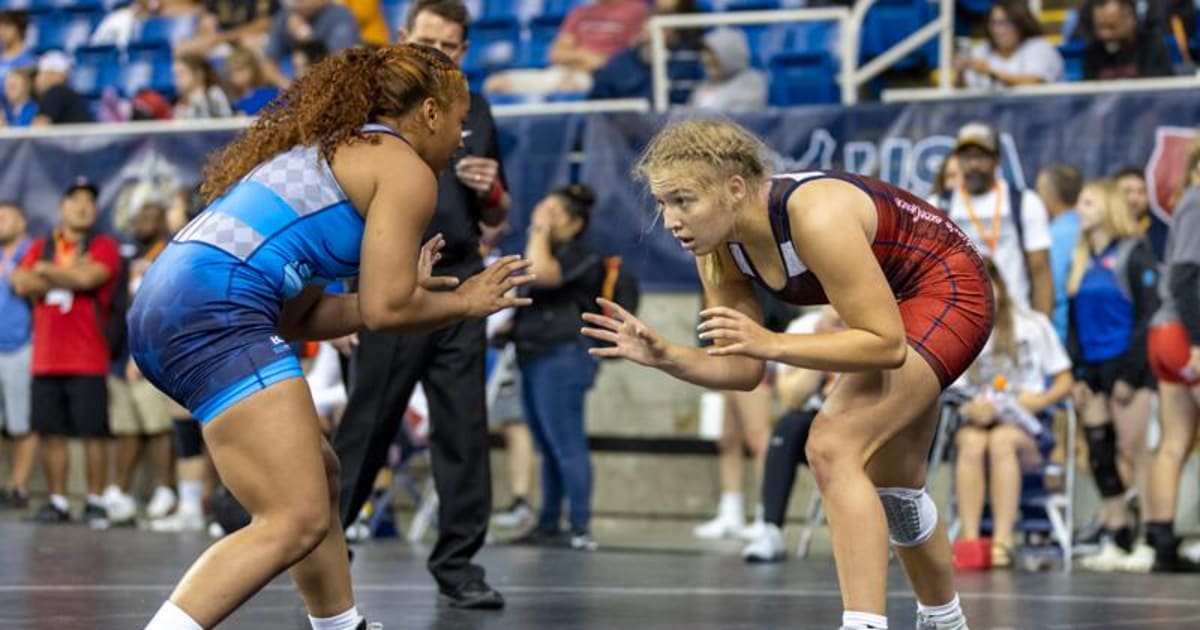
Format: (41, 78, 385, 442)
(1077, 353, 1155, 394)
(173, 418, 205, 458)
(899, 253, 995, 390)
(32, 375, 109, 438)
(1149, 320, 1200, 386)
(108, 376, 174, 436)
(0, 344, 32, 436)
(127, 245, 304, 424)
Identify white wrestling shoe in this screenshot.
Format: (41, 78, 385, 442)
(916, 612, 969, 630)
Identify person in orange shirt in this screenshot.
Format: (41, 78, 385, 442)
(338, 0, 389, 46)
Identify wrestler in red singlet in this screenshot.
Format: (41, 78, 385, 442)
(724, 170, 994, 388)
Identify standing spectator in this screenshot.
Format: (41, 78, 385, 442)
(172, 53, 232, 119)
(1037, 163, 1084, 342)
(951, 260, 1073, 570)
(486, 0, 649, 96)
(932, 153, 963, 198)
(930, 122, 1054, 316)
(956, 0, 1063, 89)
(10, 178, 121, 526)
(511, 185, 605, 551)
(588, 0, 700, 102)
(688, 28, 766, 112)
(265, 0, 361, 69)
(1113, 167, 1152, 235)
(1083, 0, 1172, 80)
(225, 44, 280, 115)
(177, 0, 279, 56)
(334, 0, 510, 610)
(105, 202, 177, 526)
(1068, 181, 1160, 572)
(0, 201, 34, 510)
(337, 0, 389, 46)
(90, 0, 157, 48)
(0, 10, 34, 84)
(1141, 142, 1200, 573)
(34, 52, 93, 125)
(2, 67, 37, 127)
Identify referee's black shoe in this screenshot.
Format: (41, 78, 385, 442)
(438, 579, 505, 610)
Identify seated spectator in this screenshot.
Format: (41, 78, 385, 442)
(176, 0, 279, 57)
(688, 27, 766, 111)
(956, 0, 1063, 89)
(91, 0, 157, 48)
(34, 52, 93, 125)
(952, 259, 1073, 570)
(1113, 167, 1152, 235)
(741, 306, 840, 563)
(161, 0, 206, 18)
(225, 45, 279, 115)
(487, 0, 649, 97)
(172, 53, 232, 119)
(337, 0, 389, 47)
(2, 67, 37, 127)
(510, 184, 606, 552)
(588, 0, 700, 102)
(1083, 0, 1172, 80)
(265, 0, 360, 69)
(291, 40, 329, 80)
(1068, 181, 1159, 572)
(0, 10, 35, 84)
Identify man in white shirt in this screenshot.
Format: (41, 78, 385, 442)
(931, 122, 1054, 316)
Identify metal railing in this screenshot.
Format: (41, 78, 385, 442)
(647, 0, 957, 108)
(881, 73, 1200, 102)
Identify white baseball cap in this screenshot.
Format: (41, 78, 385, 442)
(38, 50, 73, 75)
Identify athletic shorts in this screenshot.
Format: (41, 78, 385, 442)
(898, 253, 995, 390)
(1077, 353, 1155, 394)
(127, 249, 303, 424)
(1149, 320, 1200, 386)
(0, 344, 32, 436)
(32, 375, 109, 438)
(108, 376, 174, 436)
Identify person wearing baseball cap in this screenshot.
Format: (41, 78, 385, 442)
(931, 121, 1055, 318)
(33, 50, 93, 125)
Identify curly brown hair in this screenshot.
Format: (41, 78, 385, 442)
(201, 44, 467, 204)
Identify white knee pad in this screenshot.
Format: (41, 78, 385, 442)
(877, 486, 937, 548)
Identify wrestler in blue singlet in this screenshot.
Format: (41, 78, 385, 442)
(128, 124, 402, 423)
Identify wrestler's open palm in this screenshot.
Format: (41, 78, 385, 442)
(458, 255, 534, 318)
(418, 234, 460, 290)
(581, 298, 668, 366)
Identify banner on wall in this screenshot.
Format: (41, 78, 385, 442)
(1, 88, 1196, 291)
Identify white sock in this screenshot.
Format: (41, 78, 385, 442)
(309, 606, 363, 630)
(918, 594, 964, 624)
(178, 481, 204, 513)
(50, 494, 69, 512)
(145, 601, 203, 630)
(842, 610, 888, 629)
(718, 492, 744, 520)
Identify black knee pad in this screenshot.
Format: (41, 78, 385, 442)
(772, 410, 815, 466)
(1085, 424, 1125, 498)
(173, 418, 205, 458)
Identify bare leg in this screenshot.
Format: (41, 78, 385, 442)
(1079, 388, 1126, 530)
(148, 433, 174, 488)
(502, 422, 534, 500)
(9, 433, 38, 492)
(1112, 387, 1153, 516)
(729, 384, 772, 496)
(161, 379, 353, 628)
(719, 391, 745, 495)
(805, 348, 950, 614)
(986, 425, 1038, 550)
(42, 436, 67, 496)
(953, 426, 989, 540)
(116, 435, 142, 491)
(84, 438, 108, 497)
(1146, 384, 1199, 522)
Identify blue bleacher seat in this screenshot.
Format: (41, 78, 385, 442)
(462, 17, 519, 75)
(1059, 41, 1086, 82)
(134, 15, 199, 48)
(71, 44, 119, 96)
(859, 0, 936, 69)
(32, 0, 104, 9)
(119, 42, 172, 97)
(768, 52, 838, 105)
(540, 0, 584, 21)
(726, 0, 781, 10)
(516, 14, 562, 68)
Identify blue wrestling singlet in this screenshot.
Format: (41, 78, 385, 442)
(128, 124, 400, 423)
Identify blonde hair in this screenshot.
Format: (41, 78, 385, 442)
(634, 118, 772, 285)
(1066, 180, 1142, 296)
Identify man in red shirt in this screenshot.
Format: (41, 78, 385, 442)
(11, 177, 121, 527)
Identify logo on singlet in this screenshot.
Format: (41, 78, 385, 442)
(270, 335, 285, 346)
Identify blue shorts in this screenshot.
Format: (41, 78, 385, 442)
(127, 244, 304, 424)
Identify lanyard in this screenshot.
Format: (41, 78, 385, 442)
(52, 230, 80, 265)
(960, 182, 1002, 253)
